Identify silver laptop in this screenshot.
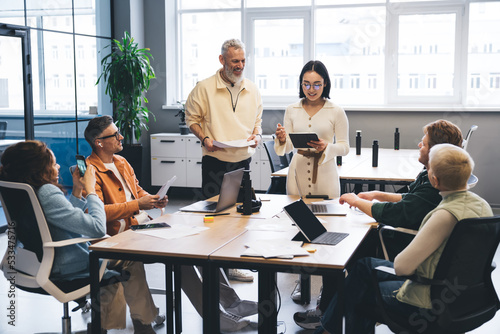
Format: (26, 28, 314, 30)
(294, 170, 348, 216)
(179, 168, 244, 213)
(284, 199, 349, 246)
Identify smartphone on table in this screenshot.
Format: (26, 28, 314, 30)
(130, 222, 171, 230)
(75, 155, 87, 176)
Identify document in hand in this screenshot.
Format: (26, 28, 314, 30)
(213, 139, 255, 148)
(157, 175, 177, 198)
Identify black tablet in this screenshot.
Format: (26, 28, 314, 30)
(289, 133, 319, 149)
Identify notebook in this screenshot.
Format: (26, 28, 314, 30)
(284, 199, 349, 246)
(294, 170, 348, 216)
(179, 168, 244, 213)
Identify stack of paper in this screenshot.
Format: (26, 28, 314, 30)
(241, 238, 309, 259)
(136, 224, 209, 240)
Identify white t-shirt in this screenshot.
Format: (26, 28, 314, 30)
(104, 162, 150, 225)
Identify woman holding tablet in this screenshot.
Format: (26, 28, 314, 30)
(275, 60, 350, 317)
(275, 60, 349, 199)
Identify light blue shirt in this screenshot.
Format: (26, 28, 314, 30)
(36, 184, 106, 280)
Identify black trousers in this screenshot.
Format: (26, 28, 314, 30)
(201, 155, 251, 199)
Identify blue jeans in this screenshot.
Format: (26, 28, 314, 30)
(315, 257, 419, 334)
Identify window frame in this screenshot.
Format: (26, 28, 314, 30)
(169, 0, 499, 110)
(385, 3, 466, 105)
(244, 7, 312, 105)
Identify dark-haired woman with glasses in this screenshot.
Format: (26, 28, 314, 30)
(274, 60, 350, 326)
(275, 60, 349, 199)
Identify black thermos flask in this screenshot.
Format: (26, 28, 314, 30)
(242, 170, 252, 215)
(394, 127, 400, 150)
(372, 140, 379, 167)
(356, 130, 362, 155)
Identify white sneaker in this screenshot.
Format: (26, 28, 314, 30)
(228, 269, 254, 282)
(220, 310, 250, 332)
(153, 313, 165, 327)
(293, 308, 322, 330)
(291, 280, 302, 303)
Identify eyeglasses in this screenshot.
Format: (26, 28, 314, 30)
(97, 131, 121, 140)
(302, 83, 323, 90)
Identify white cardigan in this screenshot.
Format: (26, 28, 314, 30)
(275, 99, 349, 198)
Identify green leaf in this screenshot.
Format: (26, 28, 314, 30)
(97, 31, 155, 143)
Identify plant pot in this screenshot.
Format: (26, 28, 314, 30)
(179, 123, 190, 135)
(120, 143, 143, 183)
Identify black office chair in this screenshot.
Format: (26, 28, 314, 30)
(263, 140, 291, 194)
(462, 124, 478, 151)
(370, 216, 500, 334)
(0, 180, 121, 334)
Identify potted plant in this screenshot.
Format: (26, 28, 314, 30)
(175, 101, 190, 135)
(97, 31, 155, 181)
(97, 31, 155, 144)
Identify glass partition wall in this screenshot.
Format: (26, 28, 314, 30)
(0, 0, 112, 187)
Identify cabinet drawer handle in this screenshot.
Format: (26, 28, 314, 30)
(160, 161, 176, 164)
(196, 141, 200, 144)
(196, 162, 202, 165)
(160, 140, 175, 143)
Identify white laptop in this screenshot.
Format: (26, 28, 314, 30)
(294, 170, 348, 216)
(284, 199, 349, 246)
(179, 168, 244, 213)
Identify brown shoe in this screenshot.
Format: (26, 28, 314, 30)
(132, 318, 156, 334)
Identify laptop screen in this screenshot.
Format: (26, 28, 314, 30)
(215, 168, 244, 210)
(284, 199, 327, 241)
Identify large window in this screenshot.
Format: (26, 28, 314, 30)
(171, 0, 500, 109)
(0, 0, 112, 186)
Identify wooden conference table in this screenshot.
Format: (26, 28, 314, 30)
(272, 147, 422, 192)
(89, 194, 376, 334)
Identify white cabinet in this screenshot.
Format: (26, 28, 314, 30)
(150, 133, 273, 191)
(151, 133, 201, 187)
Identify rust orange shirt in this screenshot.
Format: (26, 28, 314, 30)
(87, 152, 149, 235)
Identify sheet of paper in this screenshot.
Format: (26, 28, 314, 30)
(213, 139, 255, 148)
(156, 175, 177, 198)
(241, 248, 294, 259)
(242, 239, 309, 258)
(245, 215, 296, 232)
(136, 224, 208, 240)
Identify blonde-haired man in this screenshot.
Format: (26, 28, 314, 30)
(315, 144, 493, 334)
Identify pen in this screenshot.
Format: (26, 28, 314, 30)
(205, 212, 230, 217)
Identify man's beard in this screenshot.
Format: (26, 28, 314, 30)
(225, 66, 244, 84)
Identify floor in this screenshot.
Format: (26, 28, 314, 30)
(1, 197, 499, 334)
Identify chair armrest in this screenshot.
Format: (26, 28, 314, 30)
(374, 265, 397, 276)
(374, 266, 447, 286)
(117, 219, 126, 234)
(379, 225, 418, 236)
(379, 225, 418, 260)
(374, 265, 412, 281)
(43, 236, 109, 248)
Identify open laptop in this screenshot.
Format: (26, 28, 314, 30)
(179, 168, 244, 213)
(295, 170, 348, 216)
(284, 199, 349, 246)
